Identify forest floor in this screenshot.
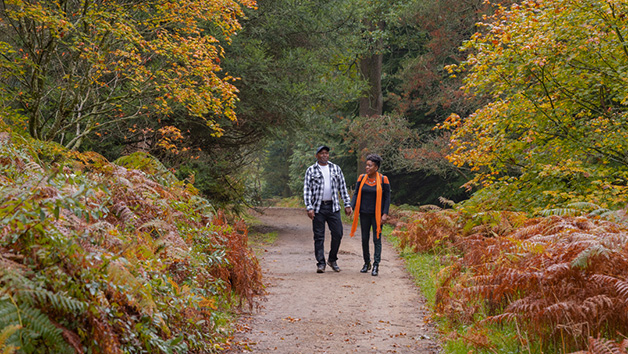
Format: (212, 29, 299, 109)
(225, 207, 441, 354)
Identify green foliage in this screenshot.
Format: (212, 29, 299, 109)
(0, 298, 74, 353)
(0, 125, 263, 352)
(444, 0, 628, 211)
(284, 115, 357, 199)
(219, 0, 369, 200)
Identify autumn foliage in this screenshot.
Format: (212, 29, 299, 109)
(0, 122, 263, 352)
(442, 0, 628, 211)
(393, 207, 628, 352)
(0, 0, 256, 149)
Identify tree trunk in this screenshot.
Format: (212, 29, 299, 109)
(357, 30, 384, 173)
(358, 53, 383, 118)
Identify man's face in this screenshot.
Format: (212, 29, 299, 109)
(316, 150, 329, 165)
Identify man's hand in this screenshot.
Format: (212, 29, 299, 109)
(307, 209, 315, 220)
(382, 214, 388, 223)
(345, 206, 353, 216)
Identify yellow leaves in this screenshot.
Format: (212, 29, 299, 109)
(199, 297, 217, 311)
(437, 113, 462, 130)
(443, 0, 628, 210)
(1, 0, 257, 146)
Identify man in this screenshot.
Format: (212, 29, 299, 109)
(303, 145, 353, 273)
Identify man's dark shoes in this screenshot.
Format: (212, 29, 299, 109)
(327, 260, 341, 272)
(371, 264, 379, 276)
(360, 263, 371, 273)
(316, 264, 325, 273)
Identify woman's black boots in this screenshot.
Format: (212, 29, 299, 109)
(360, 263, 371, 273)
(371, 264, 379, 276)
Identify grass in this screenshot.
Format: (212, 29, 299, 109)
(242, 208, 279, 256)
(264, 196, 303, 208)
(384, 225, 440, 307)
(247, 230, 278, 256)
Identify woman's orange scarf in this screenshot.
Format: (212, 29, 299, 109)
(350, 172, 383, 238)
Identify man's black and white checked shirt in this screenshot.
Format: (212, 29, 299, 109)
(303, 161, 351, 213)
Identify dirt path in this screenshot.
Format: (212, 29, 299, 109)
(227, 207, 440, 353)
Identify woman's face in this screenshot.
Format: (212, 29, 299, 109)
(365, 160, 378, 176)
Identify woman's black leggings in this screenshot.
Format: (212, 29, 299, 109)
(359, 213, 381, 265)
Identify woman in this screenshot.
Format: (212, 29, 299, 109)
(350, 154, 391, 276)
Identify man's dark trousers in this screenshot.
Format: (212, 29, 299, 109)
(312, 202, 343, 266)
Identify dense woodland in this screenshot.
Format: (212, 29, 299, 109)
(1, 0, 627, 352)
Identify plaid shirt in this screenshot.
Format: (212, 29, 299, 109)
(303, 161, 352, 213)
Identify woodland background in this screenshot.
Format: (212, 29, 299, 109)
(1, 0, 628, 352)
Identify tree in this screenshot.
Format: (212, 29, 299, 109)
(0, 0, 254, 149)
(444, 0, 628, 211)
(78, 0, 367, 207)
(217, 0, 367, 198)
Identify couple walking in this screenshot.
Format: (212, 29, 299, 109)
(303, 145, 391, 276)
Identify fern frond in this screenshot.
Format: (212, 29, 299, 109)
(0, 324, 20, 354)
(597, 233, 628, 250)
(33, 290, 87, 314)
(506, 297, 545, 315)
(589, 208, 612, 216)
(587, 336, 627, 354)
(189, 195, 215, 219)
(87, 221, 114, 233)
(545, 300, 583, 321)
(571, 244, 613, 269)
(480, 312, 517, 325)
(0, 299, 21, 329)
(418, 204, 443, 211)
(19, 304, 73, 352)
(23, 162, 44, 174)
(614, 279, 628, 299)
(140, 219, 173, 238)
(0, 299, 74, 353)
(565, 202, 604, 211)
(438, 196, 455, 207)
(544, 262, 573, 281)
(590, 274, 620, 287)
(107, 262, 156, 315)
(112, 202, 135, 223)
(156, 233, 190, 261)
(2, 272, 87, 314)
(539, 208, 579, 217)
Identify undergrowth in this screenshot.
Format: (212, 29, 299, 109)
(390, 203, 628, 353)
(0, 124, 264, 353)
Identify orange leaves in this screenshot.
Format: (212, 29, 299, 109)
(416, 208, 628, 351)
(156, 125, 185, 154)
(392, 208, 459, 253)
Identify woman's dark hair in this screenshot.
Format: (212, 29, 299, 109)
(366, 154, 382, 169)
